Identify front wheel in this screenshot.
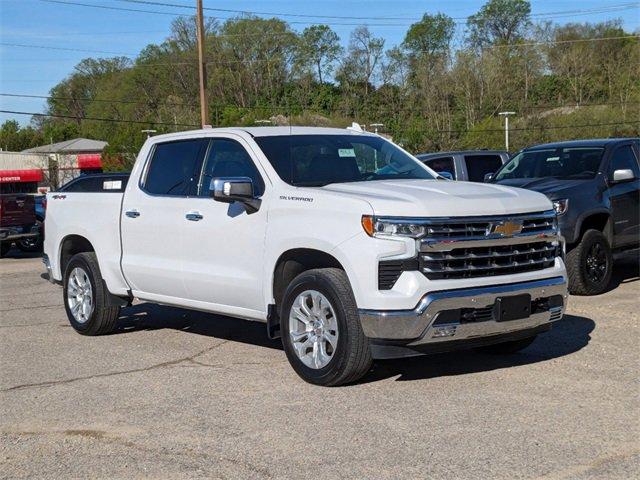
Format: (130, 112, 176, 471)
(63, 252, 120, 335)
(565, 229, 613, 295)
(281, 268, 372, 386)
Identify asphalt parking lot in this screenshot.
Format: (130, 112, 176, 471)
(1, 251, 639, 479)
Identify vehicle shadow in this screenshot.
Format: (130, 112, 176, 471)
(114, 303, 594, 384)
(114, 303, 282, 351)
(359, 314, 595, 384)
(601, 255, 639, 294)
(1, 247, 43, 260)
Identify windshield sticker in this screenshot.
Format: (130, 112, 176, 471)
(338, 148, 356, 158)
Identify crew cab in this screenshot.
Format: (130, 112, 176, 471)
(0, 193, 39, 257)
(44, 127, 568, 386)
(416, 150, 509, 182)
(490, 138, 639, 295)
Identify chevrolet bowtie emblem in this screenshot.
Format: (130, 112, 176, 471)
(490, 220, 523, 237)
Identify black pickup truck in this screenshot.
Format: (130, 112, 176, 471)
(489, 138, 639, 295)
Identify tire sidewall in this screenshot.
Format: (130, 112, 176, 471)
(281, 272, 352, 384)
(63, 254, 98, 333)
(578, 230, 613, 293)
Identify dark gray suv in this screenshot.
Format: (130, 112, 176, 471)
(490, 138, 639, 295)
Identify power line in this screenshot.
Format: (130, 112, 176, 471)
(0, 110, 199, 128)
(41, 0, 640, 27)
(3, 93, 638, 113)
(3, 35, 637, 65)
(117, 0, 640, 22)
(2, 110, 637, 135)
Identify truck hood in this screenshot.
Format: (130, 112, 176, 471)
(319, 179, 553, 217)
(494, 177, 593, 199)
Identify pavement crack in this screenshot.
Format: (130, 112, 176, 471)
(1, 340, 229, 392)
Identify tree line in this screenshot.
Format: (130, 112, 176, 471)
(1, 0, 638, 168)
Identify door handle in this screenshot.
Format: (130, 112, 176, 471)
(185, 212, 203, 221)
(125, 209, 140, 218)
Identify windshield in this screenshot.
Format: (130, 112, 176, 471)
(254, 134, 436, 187)
(495, 147, 604, 181)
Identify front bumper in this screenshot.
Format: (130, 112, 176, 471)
(359, 276, 568, 348)
(0, 224, 39, 242)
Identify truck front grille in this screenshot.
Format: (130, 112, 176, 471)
(420, 241, 558, 280)
(424, 213, 556, 238)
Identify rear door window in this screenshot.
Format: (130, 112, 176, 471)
(424, 157, 455, 179)
(463, 154, 503, 182)
(143, 139, 209, 196)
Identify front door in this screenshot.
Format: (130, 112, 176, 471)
(121, 138, 209, 299)
(180, 135, 269, 315)
(607, 144, 640, 248)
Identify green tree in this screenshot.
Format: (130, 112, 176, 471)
(467, 0, 531, 47)
(295, 25, 342, 84)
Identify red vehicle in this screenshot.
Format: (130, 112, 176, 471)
(0, 194, 40, 257)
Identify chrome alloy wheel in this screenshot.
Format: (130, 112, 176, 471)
(289, 290, 339, 369)
(67, 267, 94, 324)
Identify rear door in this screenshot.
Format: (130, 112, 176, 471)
(606, 143, 640, 247)
(462, 154, 504, 182)
(423, 156, 456, 179)
(180, 135, 269, 314)
(120, 138, 209, 299)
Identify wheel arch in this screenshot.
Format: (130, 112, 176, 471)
(59, 234, 96, 275)
(574, 210, 612, 245)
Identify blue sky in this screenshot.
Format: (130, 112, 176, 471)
(1, 0, 639, 126)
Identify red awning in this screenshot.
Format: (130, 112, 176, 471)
(0, 169, 44, 183)
(77, 153, 102, 169)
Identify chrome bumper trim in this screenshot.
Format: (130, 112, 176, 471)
(359, 276, 568, 345)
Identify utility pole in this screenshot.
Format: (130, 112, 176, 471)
(196, 0, 209, 128)
(498, 111, 515, 152)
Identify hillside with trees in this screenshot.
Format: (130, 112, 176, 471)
(1, 0, 638, 167)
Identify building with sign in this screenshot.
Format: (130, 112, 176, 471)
(0, 138, 107, 193)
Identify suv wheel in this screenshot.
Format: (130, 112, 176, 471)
(63, 252, 120, 335)
(281, 268, 372, 386)
(565, 229, 613, 295)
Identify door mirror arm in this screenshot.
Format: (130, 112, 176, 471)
(210, 177, 262, 213)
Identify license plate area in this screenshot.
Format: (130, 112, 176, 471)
(493, 294, 532, 322)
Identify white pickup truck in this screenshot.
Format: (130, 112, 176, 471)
(44, 127, 568, 386)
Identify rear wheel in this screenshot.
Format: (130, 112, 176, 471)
(566, 229, 613, 295)
(281, 268, 372, 386)
(63, 252, 120, 335)
(476, 335, 537, 354)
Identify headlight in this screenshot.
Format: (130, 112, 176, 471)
(361, 216, 425, 238)
(553, 198, 569, 215)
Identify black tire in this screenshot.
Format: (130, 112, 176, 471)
(63, 252, 120, 335)
(565, 229, 613, 295)
(476, 335, 537, 354)
(280, 268, 372, 386)
(17, 220, 43, 252)
(0, 242, 11, 258)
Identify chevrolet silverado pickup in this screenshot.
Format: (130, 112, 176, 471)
(44, 127, 568, 386)
(0, 194, 40, 257)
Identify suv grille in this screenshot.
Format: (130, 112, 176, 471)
(420, 241, 558, 280)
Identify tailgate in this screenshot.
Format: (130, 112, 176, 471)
(0, 194, 36, 227)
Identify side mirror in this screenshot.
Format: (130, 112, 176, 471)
(484, 172, 494, 182)
(210, 177, 261, 213)
(611, 169, 635, 183)
(437, 171, 453, 180)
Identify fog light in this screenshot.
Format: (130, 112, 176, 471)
(432, 325, 457, 338)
